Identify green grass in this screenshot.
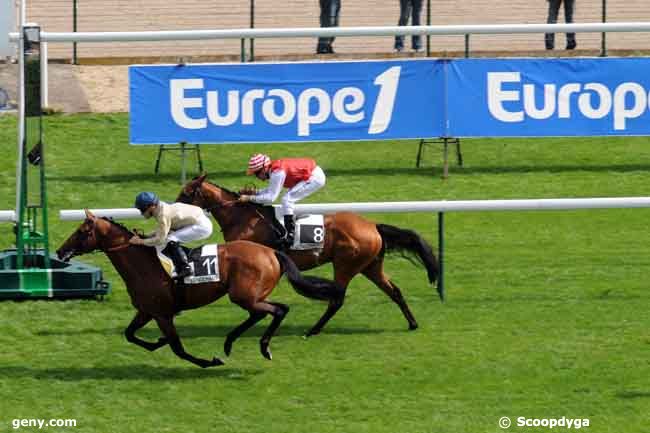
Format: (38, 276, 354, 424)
(0, 113, 649, 433)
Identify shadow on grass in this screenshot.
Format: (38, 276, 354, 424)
(443, 163, 650, 176)
(35, 324, 386, 339)
(0, 364, 262, 381)
(617, 390, 650, 399)
(49, 167, 427, 184)
(49, 162, 650, 185)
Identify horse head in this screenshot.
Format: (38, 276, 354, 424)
(176, 174, 239, 210)
(56, 209, 132, 262)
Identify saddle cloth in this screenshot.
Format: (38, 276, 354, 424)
(157, 244, 220, 284)
(273, 206, 325, 251)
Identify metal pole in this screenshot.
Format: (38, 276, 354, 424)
(600, 0, 607, 57)
(442, 137, 449, 179)
(240, 38, 245, 62)
(437, 212, 445, 301)
(180, 141, 187, 184)
(425, 0, 431, 57)
(249, 0, 255, 61)
(73, 0, 77, 64)
(16, 0, 25, 216)
(464, 34, 469, 58)
(40, 41, 47, 108)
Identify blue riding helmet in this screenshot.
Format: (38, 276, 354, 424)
(135, 191, 159, 212)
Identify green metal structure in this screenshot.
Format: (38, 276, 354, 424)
(0, 25, 110, 299)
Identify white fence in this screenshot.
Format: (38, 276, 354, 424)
(0, 210, 16, 222)
(59, 197, 650, 297)
(59, 197, 650, 221)
(9, 22, 650, 44)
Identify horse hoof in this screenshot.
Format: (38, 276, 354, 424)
(211, 357, 225, 367)
(408, 323, 419, 331)
(224, 341, 232, 357)
(261, 346, 272, 360)
(305, 329, 321, 338)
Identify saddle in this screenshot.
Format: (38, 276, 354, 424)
(157, 244, 220, 284)
(272, 207, 325, 251)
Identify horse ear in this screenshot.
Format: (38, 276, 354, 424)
(196, 173, 208, 185)
(84, 209, 96, 220)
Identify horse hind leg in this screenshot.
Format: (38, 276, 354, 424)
(224, 311, 266, 357)
(259, 301, 290, 360)
(304, 269, 351, 337)
(238, 301, 289, 360)
(155, 316, 224, 368)
(362, 259, 418, 330)
(305, 295, 345, 337)
(124, 310, 168, 352)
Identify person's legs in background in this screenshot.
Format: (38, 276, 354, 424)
(394, 0, 411, 51)
(411, 0, 423, 51)
(317, 0, 330, 54)
(317, 0, 340, 54)
(564, 0, 576, 49)
(545, 0, 561, 50)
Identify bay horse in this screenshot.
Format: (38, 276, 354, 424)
(56, 209, 344, 368)
(176, 174, 441, 337)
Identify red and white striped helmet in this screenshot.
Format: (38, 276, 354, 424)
(246, 153, 271, 175)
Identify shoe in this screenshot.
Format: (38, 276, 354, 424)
(166, 241, 192, 279)
(566, 41, 577, 50)
(283, 215, 296, 249)
(316, 46, 334, 55)
(394, 46, 404, 53)
(413, 47, 423, 53)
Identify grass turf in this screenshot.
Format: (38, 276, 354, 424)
(0, 113, 648, 433)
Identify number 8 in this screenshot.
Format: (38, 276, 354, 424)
(313, 227, 324, 242)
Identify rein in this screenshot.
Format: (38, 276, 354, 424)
(106, 243, 131, 252)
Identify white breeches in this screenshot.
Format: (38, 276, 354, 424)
(281, 166, 326, 215)
(167, 214, 213, 244)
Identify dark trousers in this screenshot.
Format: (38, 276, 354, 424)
(545, 0, 576, 49)
(317, 0, 341, 52)
(395, 0, 423, 50)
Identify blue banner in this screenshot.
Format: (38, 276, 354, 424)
(130, 58, 650, 143)
(129, 60, 444, 144)
(447, 58, 650, 137)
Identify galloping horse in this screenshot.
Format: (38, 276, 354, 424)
(56, 210, 343, 368)
(176, 174, 441, 336)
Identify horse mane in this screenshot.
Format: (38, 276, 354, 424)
(100, 217, 135, 238)
(199, 178, 275, 218)
(203, 180, 240, 198)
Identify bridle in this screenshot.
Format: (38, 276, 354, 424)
(181, 184, 238, 212)
(185, 183, 281, 239)
(73, 219, 132, 255)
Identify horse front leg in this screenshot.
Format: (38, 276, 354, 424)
(155, 316, 224, 368)
(124, 310, 168, 351)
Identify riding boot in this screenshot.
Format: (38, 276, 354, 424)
(167, 241, 192, 279)
(283, 215, 296, 249)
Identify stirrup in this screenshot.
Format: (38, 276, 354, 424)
(174, 262, 191, 276)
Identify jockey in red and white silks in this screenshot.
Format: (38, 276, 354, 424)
(240, 154, 326, 245)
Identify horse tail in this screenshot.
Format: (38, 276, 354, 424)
(274, 251, 344, 302)
(376, 224, 442, 300)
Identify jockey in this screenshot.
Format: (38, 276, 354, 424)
(130, 191, 213, 278)
(240, 154, 326, 247)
